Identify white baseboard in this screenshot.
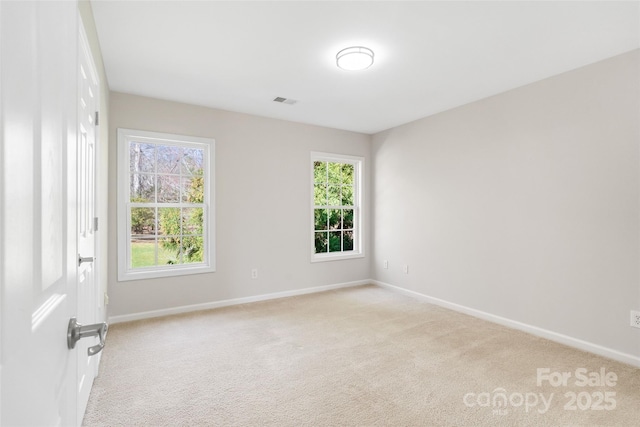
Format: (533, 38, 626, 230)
(108, 279, 369, 324)
(371, 280, 640, 368)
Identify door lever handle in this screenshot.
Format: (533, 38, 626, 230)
(78, 255, 94, 266)
(67, 317, 108, 356)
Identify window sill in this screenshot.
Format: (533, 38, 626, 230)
(311, 252, 364, 263)
(118, 264, 215, 282)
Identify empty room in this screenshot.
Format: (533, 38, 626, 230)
(1, 0, 640, 426)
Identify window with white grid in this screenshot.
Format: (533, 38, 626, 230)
(311, 152, 363, 261)
(117, 129, 215, 281)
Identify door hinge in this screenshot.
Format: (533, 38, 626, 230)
(94, 217, 99, 231)
(95, 111, 99, 126)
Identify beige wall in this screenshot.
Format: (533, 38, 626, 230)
(108, 93, 371, 316)
(79, 0, 110, 322)
(372, 50, 640, 358)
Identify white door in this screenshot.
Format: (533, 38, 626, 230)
(76, 21, 101, 425)
(0, 1, 84, 425)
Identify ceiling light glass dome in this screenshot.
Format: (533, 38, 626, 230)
(336, 46, 374, 71)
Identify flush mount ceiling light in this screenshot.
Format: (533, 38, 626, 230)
(336, 46, 374, 71)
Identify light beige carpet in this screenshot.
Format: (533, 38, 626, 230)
(83, 285, 640, 426)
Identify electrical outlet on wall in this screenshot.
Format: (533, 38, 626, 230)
(251, 269, 258, 279)
(383, 260, 388, 269)
(403, 264, 409, 274)
(631, 310, 640, 329)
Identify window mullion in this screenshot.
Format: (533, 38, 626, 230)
(154, 206, 159, 266)
(325, 162, 329, 232)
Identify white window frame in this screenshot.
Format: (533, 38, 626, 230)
(117, 128, 215, 281)
(310, 152, 364, 262)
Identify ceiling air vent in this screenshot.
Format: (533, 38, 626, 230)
(273, 96, 298, 105)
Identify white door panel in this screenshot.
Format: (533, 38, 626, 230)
(0, 1, 101, 425)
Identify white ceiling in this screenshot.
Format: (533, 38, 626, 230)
(91, 1, 640, 134)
